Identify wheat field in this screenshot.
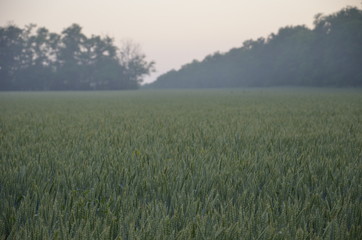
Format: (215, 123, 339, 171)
(1, 89, 361, 239)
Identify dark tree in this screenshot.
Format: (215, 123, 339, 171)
(0, 23, 155, 90)
(0, 24, 25, 90)
(150, 6, 362, 89)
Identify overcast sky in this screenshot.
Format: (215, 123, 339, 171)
(0, 0, 360, 83)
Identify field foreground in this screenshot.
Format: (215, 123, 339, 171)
(0, 89, 361, 239)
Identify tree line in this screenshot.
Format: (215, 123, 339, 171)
(0, 23, 155, 90)
(150, 7, 362, 88)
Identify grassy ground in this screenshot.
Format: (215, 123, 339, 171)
(0, 89, 361, 239)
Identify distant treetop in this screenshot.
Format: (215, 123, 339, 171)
(0, 23, 155, 90)
(149, 6, 362, 89)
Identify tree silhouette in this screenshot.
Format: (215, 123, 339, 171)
(0, 23, 155, 90)
(150, 7, 362, 89)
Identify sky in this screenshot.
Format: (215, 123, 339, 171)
(0, 0, 360, 83)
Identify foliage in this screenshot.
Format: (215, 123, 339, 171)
(150, 7, 362, 88)
(1, 89, 361, 239)
(0, 24, 155, 90)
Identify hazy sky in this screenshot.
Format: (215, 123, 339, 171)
(0, 0, 360, 83)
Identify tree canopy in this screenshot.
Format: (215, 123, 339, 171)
(149, 7, 362, 88)
(0, 23, 155, 90)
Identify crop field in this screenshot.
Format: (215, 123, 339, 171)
(0, 89, 361, 239)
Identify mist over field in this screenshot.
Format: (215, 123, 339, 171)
(1, 90, 362, 239)
(1, 6, 362, 90)
(1, 1, 362, 239)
